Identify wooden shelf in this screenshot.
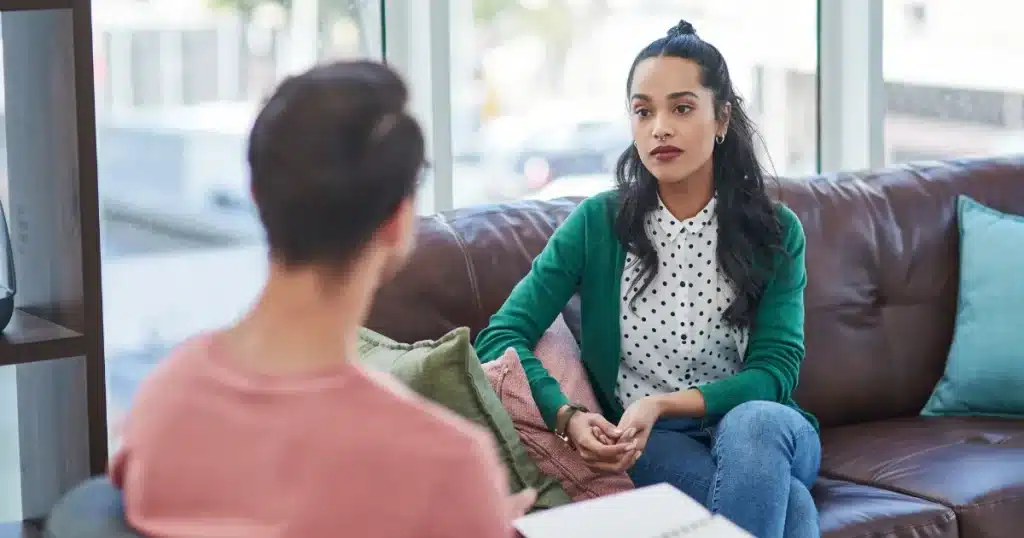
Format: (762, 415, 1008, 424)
(0, 0, 72, 12)
(1, 0, 108, 522)
(0, 309, 84, 366)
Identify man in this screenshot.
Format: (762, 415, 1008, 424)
(111, 60, 534, 538)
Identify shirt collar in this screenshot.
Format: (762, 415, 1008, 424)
(651, 195, 717, 238)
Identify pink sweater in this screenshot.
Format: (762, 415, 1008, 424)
(110, 335, 512, 538)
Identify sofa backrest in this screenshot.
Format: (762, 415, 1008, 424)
(366, 197, 579, 345)
(773, 156, 1024, 426)
(366, 156, 1024, 429)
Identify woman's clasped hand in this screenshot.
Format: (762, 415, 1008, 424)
(564, 396, 663, 473)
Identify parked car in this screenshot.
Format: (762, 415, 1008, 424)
(475, 112, 630, 201)
(514, 119, 630, 185)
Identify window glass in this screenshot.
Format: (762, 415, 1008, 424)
(883, 0, 1024, 163)
(450, 0, 819, 205)
(92, 0, 383, 449)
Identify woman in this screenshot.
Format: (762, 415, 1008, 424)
(475, 20, 820, 538)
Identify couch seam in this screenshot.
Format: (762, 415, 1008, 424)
(436, 214, 484, 320)
(846, 510, 956, 538)
(820, 469, 1022, 514)
(862, 442, 961, 473)
(819, 469, 961, 537)
(805, 295, 950, 312)
(955, 494, 1024, 511)
(821, 470, 953, 507)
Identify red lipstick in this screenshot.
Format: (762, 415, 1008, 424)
(650, 145, 682, 162)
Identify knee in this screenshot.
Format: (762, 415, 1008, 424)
(716, 401, 808, 445)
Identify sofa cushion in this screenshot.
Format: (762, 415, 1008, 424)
(483, 316, 634, 501)
(815, 478, 956, 538)
(922, 196, 1024, 418)
(357, 326, 570, 510)
(820, 416, 1024, 538)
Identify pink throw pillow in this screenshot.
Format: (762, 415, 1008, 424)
(483, 315, 634, 501)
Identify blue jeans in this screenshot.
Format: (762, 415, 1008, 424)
(628, 401, 821, 538)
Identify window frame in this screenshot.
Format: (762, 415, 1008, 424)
(383, 0, 455, 214)
(818, 0, 885, 173)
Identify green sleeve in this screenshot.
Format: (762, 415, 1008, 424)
(474, 200, 591, 430)
(697, 205, 807, 417)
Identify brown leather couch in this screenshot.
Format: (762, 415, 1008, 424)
(366, 155, 1024, 538)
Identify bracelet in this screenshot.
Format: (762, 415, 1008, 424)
(554, 403, 589, 445)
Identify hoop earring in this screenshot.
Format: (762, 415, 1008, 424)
(715, 134, 725, 144)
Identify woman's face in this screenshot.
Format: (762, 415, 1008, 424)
(628, 56, 728, 184)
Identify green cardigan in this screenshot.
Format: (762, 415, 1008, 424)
(475, 190, 818, 432)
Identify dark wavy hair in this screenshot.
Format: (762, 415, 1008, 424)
(249, 60, 424, 270)
(615, 20, 783, 329)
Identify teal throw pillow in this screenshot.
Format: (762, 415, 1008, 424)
(922, 195, 1024, 418)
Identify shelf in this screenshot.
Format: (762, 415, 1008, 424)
(1, 0, 107, 520)
(0, 0, 72, 11)
(0, 309, 85, 366)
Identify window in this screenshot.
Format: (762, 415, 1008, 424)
(94, 0, 383, 450)
(883, 0, 1024, 164)
(449, 0, 819, 206)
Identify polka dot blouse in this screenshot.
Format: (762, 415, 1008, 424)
(614, 196, 750, 410)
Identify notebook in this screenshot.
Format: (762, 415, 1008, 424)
(514, 483, 753, 538)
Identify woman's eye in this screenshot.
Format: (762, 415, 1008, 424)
(675, 104, 693, 114)
(633, 108, 650, 118)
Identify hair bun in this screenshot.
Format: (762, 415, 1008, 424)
(667, 20, 697, 38)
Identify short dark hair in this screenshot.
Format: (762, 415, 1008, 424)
(248, 60, 425, 269)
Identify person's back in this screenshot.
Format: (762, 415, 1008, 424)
(111, 334, 510, 537)
(109, 60, 531, 537)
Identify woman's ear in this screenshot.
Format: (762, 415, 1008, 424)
(717, 101, 732, 137)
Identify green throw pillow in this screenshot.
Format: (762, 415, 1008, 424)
(357, 326, 571, 509)
(921, 196, 1024, 418)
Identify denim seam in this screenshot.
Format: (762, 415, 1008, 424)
(709, 461, 725, 513)
(708, 419, 726, 512)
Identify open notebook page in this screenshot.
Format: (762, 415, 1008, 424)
(514, 483, 753, 538)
